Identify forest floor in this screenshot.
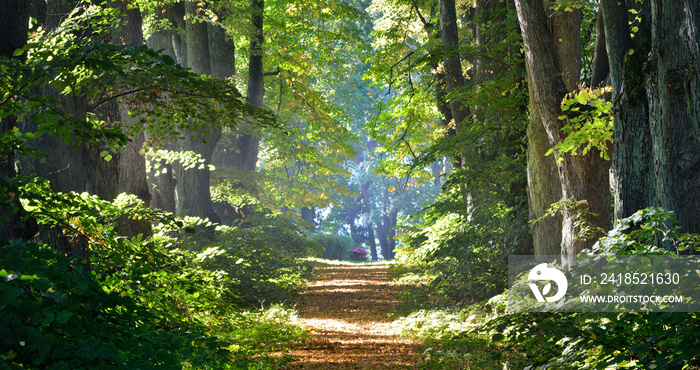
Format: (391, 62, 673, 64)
(283, 261, 421, 369)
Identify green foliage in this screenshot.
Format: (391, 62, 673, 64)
(398, 166, 530, 302)
(147, 149, 214, 172)
(1, 5, 275, 156)
(310, 233, 354, 260)
(203, 304, 309, 369)
(156, 209, 322, 306)
(0, 239, 224, 369)
(549, 87, 614, 161)
(394, 309, 477, 341)
(0, 171, 312, 369)
(400, 207, 700, 369)
(393, 303, 507, 369)
(535, 198, 605, 243)
(483, 311, 700, 369)
(591, 207, 700, 255)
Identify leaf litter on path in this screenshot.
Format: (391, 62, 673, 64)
(284, 262, 421, 369)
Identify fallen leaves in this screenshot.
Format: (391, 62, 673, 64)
(284, 263, 421, 369)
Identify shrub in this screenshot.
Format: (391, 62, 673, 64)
(310, 233, 354, 260)
(155, 210, 322, 306)
(349, 247, 368, 261)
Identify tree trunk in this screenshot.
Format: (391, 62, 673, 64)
(602, 0, 654, 223)
(645, 0, 700, 235)
(439, 0, 470, 136)
(230, 0, 264, 173)
(301, 206, 315, 231)
(144, 4, 177, 213)
(515, 0, 610, 264)
(376, 221, 389, 260)
(208, 22, 235, 79)
(527, 87, 563, 256)
(367, 224, 378, 261)
(171, 2, 188, 67)
(387, 209, 397, 260)
(0, 0, 38, 241)
(360, 180, 378, 260)
(109, 0, 153, 238)
(590, 5, 609, 88)
(604, 0, 700, 244)
(174, 1, 221, 223)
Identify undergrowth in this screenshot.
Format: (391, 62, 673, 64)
(393, 208, 700, 369)
(0, 180, 314, 369)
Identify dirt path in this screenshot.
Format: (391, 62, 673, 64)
(285, 262, 421, 369)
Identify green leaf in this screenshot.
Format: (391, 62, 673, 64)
(56, 310, 73, 324)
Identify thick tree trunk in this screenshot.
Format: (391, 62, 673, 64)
(527, 91, 563, 256)
(439, 0, 470, 135)
(387, 209, 397, 260)
(367, 224, 378, 261)
(376, 222, 389, 260)
(174, 1, 221, 223)
(360, 180, 378, 260)
(22, 0, 108, 269)
(645, 0, 700, 235)
(553, 9, 583, 91)
(208, 22, 235, 79)
(0, 0, 37, 241)
(144, 5, 177, 213)
(602, 0, 654, 222)
(171, 2, 188, 67)
(230, 0, 264, 173)
(604, 0, 700, 245)
(376, 210, 397, 260)
(109, 0, 153, 238)
(515, 0, 610, 264)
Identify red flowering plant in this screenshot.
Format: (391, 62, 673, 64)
(349, 247, 369, 261)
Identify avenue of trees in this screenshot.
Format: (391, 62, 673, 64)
(1, 0, 699, 368)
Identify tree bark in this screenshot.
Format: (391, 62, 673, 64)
(0, 0, 38, 241)
(515, 0, 610, 263)
(145, 4, 177, 213)
(439, 0, 470, 137)
(527, 86, 563, 256)
(109, 0, 153, 238)
(360, 180, 377, 260)
(645, 0, 700, 235)
(301, 206, 315, 231)
(590, 5, 609, 88)
(171, 2, 188, 67)
(602, 0, 654, 223)
(230, 0, 265, 173)
(367, 224, 378, 261)
(174, 1, 221, 223)
(604, 0, 700, 244)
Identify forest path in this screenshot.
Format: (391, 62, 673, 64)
(285, 262, 420, 369)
